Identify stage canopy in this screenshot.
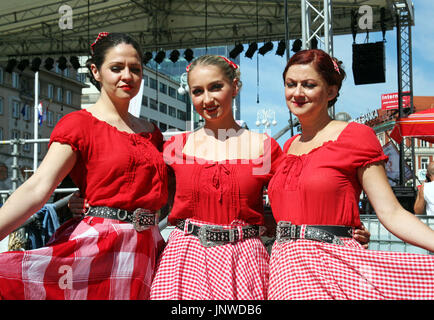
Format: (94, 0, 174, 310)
(0, 0, 402, 60)
(390, 108, 434, 144)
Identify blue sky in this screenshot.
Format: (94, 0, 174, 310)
(239, 1, 434, 146)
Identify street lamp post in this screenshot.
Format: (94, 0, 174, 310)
(256, 108, 277, 129)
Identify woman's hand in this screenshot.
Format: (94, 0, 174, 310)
(67, 191, 89, 219)
(354, 223, 371, 249)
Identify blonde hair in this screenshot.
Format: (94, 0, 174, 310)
(187, 55, 243, 92)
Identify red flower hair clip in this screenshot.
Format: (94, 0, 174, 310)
(331, 58, 340, 75)
(91, 32, 110, 54)
(186, 56, 239, 72)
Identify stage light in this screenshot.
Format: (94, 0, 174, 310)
(244, 42, 258, 59)
(229, 44, 244, 59)
(154, 51, 166, 64)
(58, 56, 68, 70)
(310, 37, 318, 49)
(5, 59, 17, 73)
(184, 48, 194, 62)
(169, 50, 180, 63)
(143, 52, 153, 65)
(258, 41, 273, 56)
(275, 40, 286, 56)
(292, 39, 302, 53)
(70, 56, 80, 70)
(44, 57, 54, 71)
(17, 59, 29, 72)
(30, 57, 42, 72)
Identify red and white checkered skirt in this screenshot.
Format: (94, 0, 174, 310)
(268, 238, 434, 300)
(150, 219, 269, 300)
(0, 216, 164, 300)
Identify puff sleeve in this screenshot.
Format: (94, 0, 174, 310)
(48, 111, 88, 152)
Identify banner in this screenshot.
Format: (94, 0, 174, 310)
(381, 92, 410, 110)
(382, 141, 413, 186)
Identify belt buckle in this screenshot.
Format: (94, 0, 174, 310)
(132, 208, 157, 232)
(198, 225, 230, 248)
(276, 221, 291, 243)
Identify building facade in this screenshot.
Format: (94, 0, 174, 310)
(0, 63, 85, 193)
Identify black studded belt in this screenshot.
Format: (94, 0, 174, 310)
(176, 220, 261, 247)
(276, 221, 353, 245)
(87, 206, 159, 232)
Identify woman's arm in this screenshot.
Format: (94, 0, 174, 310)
(413, 183, 426, 214)
(0, 142, 76, 240)
(358, 163, 434, 252)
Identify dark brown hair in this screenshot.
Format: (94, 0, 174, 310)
(86, 33, 143, 91)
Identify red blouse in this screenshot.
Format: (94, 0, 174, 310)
(163, 132, 283, 225)
(268, 122, 388, 227)
(48, 109, 168, 212)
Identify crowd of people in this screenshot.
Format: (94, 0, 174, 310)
(0, 32, 433, 300)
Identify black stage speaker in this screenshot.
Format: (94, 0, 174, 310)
(392, 186, 416, 213)
(352, 41, 386, 85)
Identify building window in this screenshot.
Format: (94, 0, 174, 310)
(47, 110, 54, 127)
(23, 132, 31, 152)
(143, 75, 148, 87)
(0, 96, 3, 115)
(47, 84, 54, 99)
(159, 122, 167, 132)
(169, 87, 177, 99)
(420, 140, 429, 148)
(0, 127, 3, 140)
(12, 100, 20, 119)
(12, 72, 19, 89)
(0, 67, 3, 84)
(177, 91, 187, 102)
(159, 102, 167, 114)
(56, 113, 63, 124)
(168, 106, 176, 118)
(23, 104, 31, 121)
(150, 78, 157, 90)
(177, 109, 186, 121)
(56, 87, 63, 102)
(66, 90, 72, 105)
(159, 82, 167, 94)
(11, 129, 20, 140)
(142, 96, 148, 107)
(149, 98, 158, 110)
(421, 157, 430, 170)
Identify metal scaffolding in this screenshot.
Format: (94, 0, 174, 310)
(394, 0, 415, 186)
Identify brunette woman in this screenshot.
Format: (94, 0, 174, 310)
(0, 33, 167, 300)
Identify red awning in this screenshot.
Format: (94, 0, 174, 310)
(390, 108, 434, 144)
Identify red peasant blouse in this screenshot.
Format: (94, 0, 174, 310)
(268, 122, 388, 227)
(48, 109, 168, 211)
(163, 132, 283, 225)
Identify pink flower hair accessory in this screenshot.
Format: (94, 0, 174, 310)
(91, 32, 110, 54)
